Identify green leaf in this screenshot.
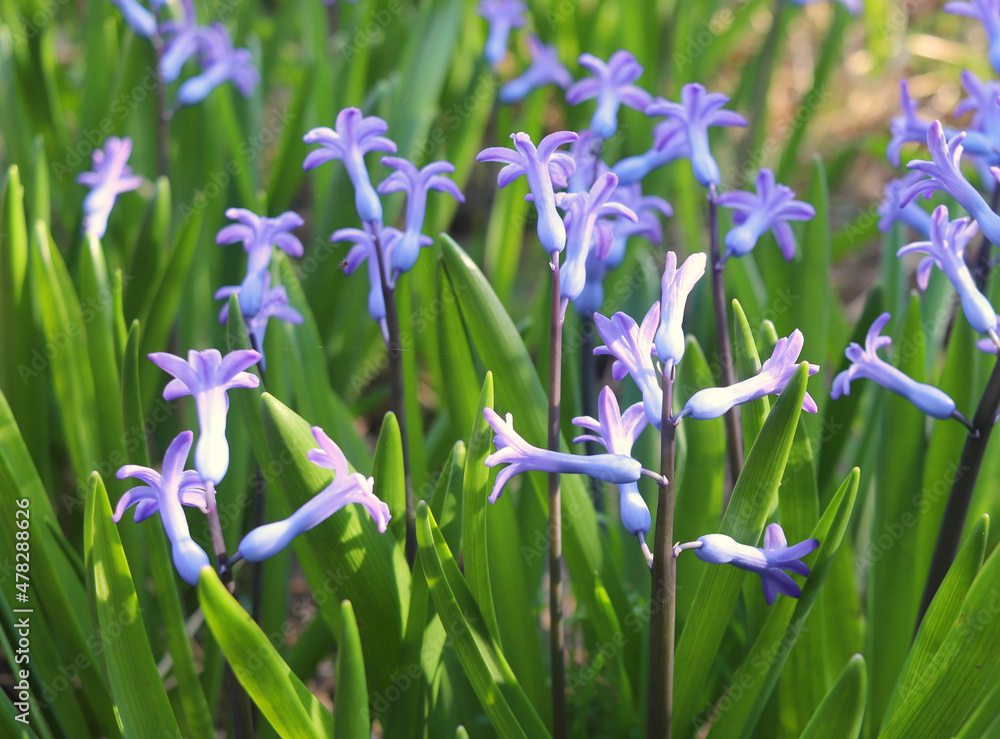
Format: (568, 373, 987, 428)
(436, 259, 481, 440)
(124, 176, 171, 325)
(198, 568, 330, 738)
(84, 473, 181, 738)
(375, 411, 407, 551)
(799, 655, 866, 739)
(334, 601, 370, 739)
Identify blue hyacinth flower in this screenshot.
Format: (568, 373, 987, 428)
(110, 0, 158, 37)
(77, 136, 144, 239)
(215, 273, 304, 369)
(115, 431, 211, 585)
(477, 0, 527, 67)
(175, 23, 258, 107)
(654, 251, 706, 369)
(565, 50, 652, 140)
(593, 302, 663, 429)
(159, 0, 199, 81)
(945, 0, 1000, 74)
(499, 34, 573, 104)
(674, 523, 819, 605)
(612, 118, 690, 186)
(303, 108, 398, 225)
(878, 173, 932, 237)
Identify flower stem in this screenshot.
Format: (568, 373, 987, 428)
(372, 226, 416, 565)
(548, 259, 568, 739)
(204, 480, 229, 574)
(918, 355, 1000, 625)
(580, 315, 604, 514)
(647, 363, 676, 739)
(709, 184, 744, 508)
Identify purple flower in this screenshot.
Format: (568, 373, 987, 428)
(477, 0, 527, 67)
(654, 251, 706, 368)
(175, 23, 258, 107)
(115, 431, 210, 585)
(673, 523, 819, 604)
(955, 69, 1000, 147)
(303, 108, 398, 225)
(717, 168, 815, 262)
(572, 386, 650, 536)
(945, 0, 1000, 74)
(567, 129, 604, 193)
(612, 118, 690, 186)
(477, 131, 578, 254)
(215, 273, 304, 369)
(673, 329, 818, 422)
(878, 173, 932, 237)
(499, 34, 573, 104)
(901, 121, 1000, 247)
(110, 0, 158, 37)
(483, 407, 642, 503)
(566, 51, 652, 140)
(593, 302, 663, 429)
(159, 0, 199, 82)
(77, 136, 144, 239)
(377, 157, 464, 274)
(237, 426, 389, 561)
(646, 83, 747, 188)
(216, 208, 304, 316)
(897, 205, 996, 334)
(147, 348, 262, 484)
(831, 312, 957, 419)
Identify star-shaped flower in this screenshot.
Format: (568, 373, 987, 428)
(611, 118, 690, 186)
(215, 273, 304, 369)
(175, 23, 259, 107)
(566, 50, 652, 140)
(499, 34, 573, 104)
(478, 0, 527, 67)
(77, 136, 144, 239)
(593, 302, 663, 429)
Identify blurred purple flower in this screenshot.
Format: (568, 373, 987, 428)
(499, 34, 573, 104)
(77, 136, 144, 239)
(945, 0, 1000, 74)
(646, 83, 747, 188)
(566, 50, 652, 140)
(478, 0, 527, 67)
(215, 273, 304, 369)
(110, 0, 158, 37)
(673, 523, 819, 604)
(567, 129, 604, 193)
(478, 131, 578, 254)
(237, 426, 389, 561)
(718, 168, 815, 262)
(612, 118, 690, 186)
(175, 23, 258, 106)
(377, 157, 464, 274)
(159, 0, 199, 81)
(831, 312, 957, 419)
(148, 348, 261, 484)
(654, 251, 706, 368)
(483, 407, 642, 503)
(593, 302, 663, 429)
(956, 69, 1000, 145)
(115, 431, 210, 585)
(303, 108, 398, 225)
(878, 173, 932, 237)
(673, 329, 818, 422)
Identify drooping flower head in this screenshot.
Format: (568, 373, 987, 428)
(593, 302, 663, 429)
(115, 431, 210, 585)
(945, 0, 1000, 74)
(673, 523, 819, 605)
(77, 136, 144, 239)
(897, 205, 997, 334)
(175, 23, 259, 107)
(477, 0, 527, 66)
(673, 330, 818, 422)
(237, 426, 389, 562)
(377, 157, 464, 275)
(303, 108, 398, 225)
(831, 312, 957, 419)
(654, 251, 706, 368)
(499, 34, 573, 104)
(215, 273, 304, 369)
(148, 348, 262, 485)
(878, 173, 932, 237)
(717, 168, 816, 262)
(216, 208, 304, 316)
(612, 118, 690, 186)
(646, 83, 747, 188)
(572, 386, 650, 536)
(110, 0, 159, 37)
(477, 130, 578, 254)
(159, 0, 199, 82)
(483, 407, 642, 503)
(566, 50, 652, 140)
(901, 121, 1000, 247)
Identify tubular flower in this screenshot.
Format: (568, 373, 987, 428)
(175, 23, 258, 106)
(377, 157, 465, 274)
(945, 0, 1000, 74)
(478, 0, 527, 67)
(77, 136, 144, 239)
(237, 426, 389, 562)
(901, 121, 1000, 247)
(654, 251, 707, 368)
(147, 348, 262, 484)
(483, 407, 642, 503)
(499, 34, 573, 104)
(718, 168, 815, 262)
(477, 131, 578, 254)
(673, 523, 819, 605)
(593, 302, 663, 429)
(897, 205, 997, 334)
(566, 50, 652, 140)
(303, 108, 398, 225)
(612, 118, 690, 186)
(674, 330, 819, 422)
(159, 0, 199, 82)
(110, 0, 158, 37)
(878, 173, 932, 237)
(215, 273, 304, 369)
(572, 386, 651, 536)
(955, 69, 1000, 147)
(831, 312, 957, 419)
(646, 83, 747, 188)
(216, 208, 304, 316)
(115, 431, 210, 585)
